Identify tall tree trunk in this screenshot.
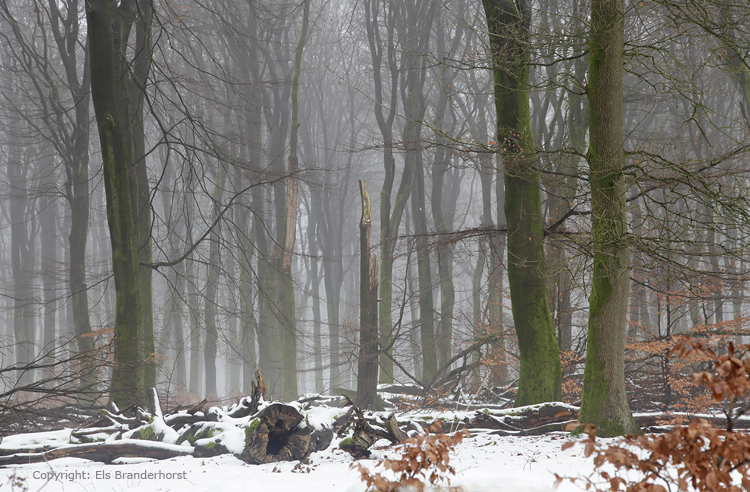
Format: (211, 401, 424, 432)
(237, 164, 257, 396)
(310, 233, 324, 394)
(204, 163, 225, 399)
(578, 0, 639, 436)
(129, 1, 156, 394)
(261, 20, 291, 397)
(8, 130, 35, 385)
(238, 0, 262, 396)
(363, 0, 409, 384)
(68, 117, 96, 403)
(483, 0, 562, 405)
(357, 180, 379, 409)
(159, 156, 186, 390)
(488, 152, 507, 385)
(276, 0, 309, 401)
(256, 190, 281, 397)
(86, 0, 157, 406)
(471, 109, 495, 388)
(411, 162, 437, 382)
(400, 0, 439, 383)
(430, 22, 463, 375)
(186, 186, 202, 396)
(40, 153, 57, 382)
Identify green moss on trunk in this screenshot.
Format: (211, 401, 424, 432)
(578, 0, 639, 437)
(483, 0, 562, 406)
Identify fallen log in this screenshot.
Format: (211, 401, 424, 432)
(489, 420, 580, 437)
(240, 403, 312, 464)
(0, 440, 193, 466)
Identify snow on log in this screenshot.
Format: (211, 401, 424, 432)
(0, 440, 193, 466)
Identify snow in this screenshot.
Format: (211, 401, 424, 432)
(0, 429, 73, 450)
(1, 403, 744, 492)
(0, 429, 602, 492)
(305, 406, 347, 431)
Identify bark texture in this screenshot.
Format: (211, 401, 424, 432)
(357, 180, 379, 409)
(578, 0, 640, 437)
(86, 0, 149, 407)
(483, 0, 562, 405)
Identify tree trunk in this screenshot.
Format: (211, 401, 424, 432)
(129, 2, 156, 394)
(578, 0, 639, 436)
(262, 20, 291, 397)
(357, 180, 379, 409)
(186, 188, 202, 396)
(430, 22, 462, 374)
(277, 0, 309, 401)
(204, 164, 225, 399)
(362, 0, 412, 385)
(7, 130, 35, 385)
(489, 152, 508, 385)
(256, 192, 282, 398)
(483, 0, 562, 405)
(158, 155, 187, 390)
(40, 153, 57, 382)
(411, 163, 437, 382)
(308, 211, 324, 393)
(86, 0, 157, 407)
(68, 121, 97, 403)
(399, 0, 439, 383)
(237, 168, 257, 396)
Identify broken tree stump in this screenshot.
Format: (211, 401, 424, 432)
(240, 403, 312, 464)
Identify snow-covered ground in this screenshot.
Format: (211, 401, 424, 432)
(0, 430, 600, 492)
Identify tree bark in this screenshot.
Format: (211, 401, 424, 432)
(40, 155, 58, 382)
(86, 0, 158, 406)
(129, 0, 156, 394)
(483, 0, 562, 405)
(277, 0, 310, 401)
(7, 126, 35, 385)
(357, 180, 379, 409)
(204, 163, 224, 399)
(578, 0, 640, 436)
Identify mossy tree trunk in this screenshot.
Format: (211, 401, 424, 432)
(483, 0, 562, 406)
(578, 0, 640, 437)
(128, 1, 155, 394)
(86, 0, 151, 407)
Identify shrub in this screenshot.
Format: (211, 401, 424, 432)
(352, 422, 468, 492)
(559, 336, 750, 492)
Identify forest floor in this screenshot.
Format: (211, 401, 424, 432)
(0, 429, 597, 492)
(0, 393, 746, 492)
